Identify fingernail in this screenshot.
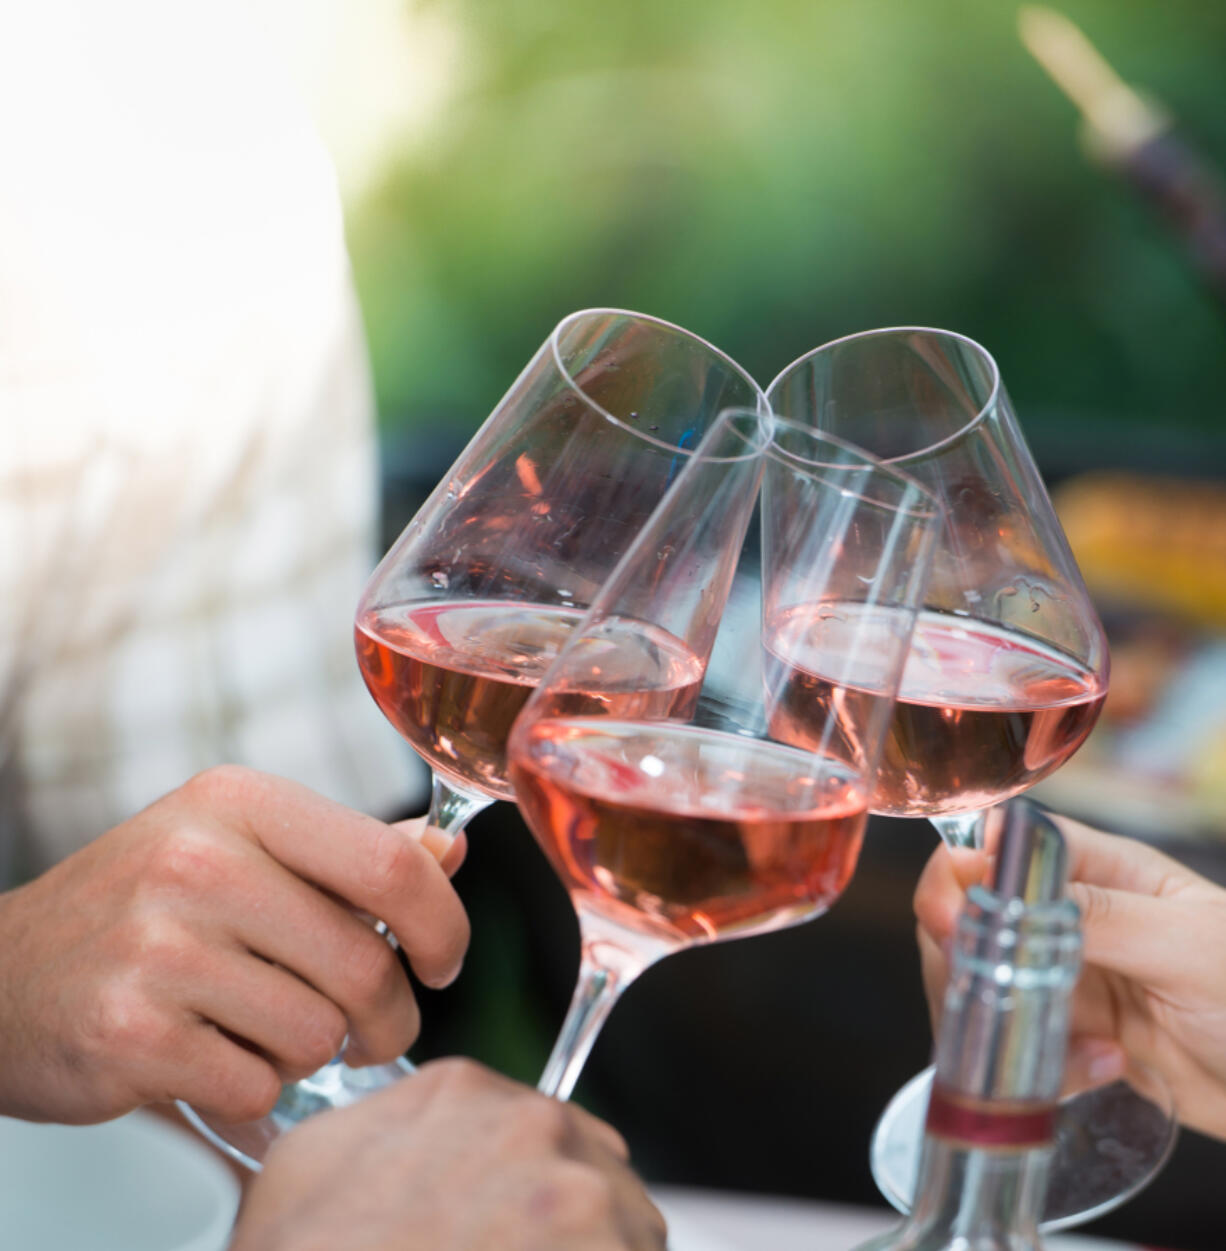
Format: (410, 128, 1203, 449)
(419, 827, 454, 864)
(1084, 1041, 1127, 1084)
(423, 961, 463, 991)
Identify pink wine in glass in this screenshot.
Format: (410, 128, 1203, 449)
(509, 717, 869, 944)
(355, 601, 704, 801)
(765, 603, 1107, 818)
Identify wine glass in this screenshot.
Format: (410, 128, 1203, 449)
(766, 327, 1174, 1228)
(507, 413, 942, 1101)
(357, 308, 764, 835)
(768, 325, 1108, 850)
(178, 309, 763, 1169)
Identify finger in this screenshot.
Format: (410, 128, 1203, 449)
(165, 1022, 285, 1125)
(563, 1134, 669, 1250)
(1055, 814, 1211, 898)
(1062, 1035, 1128, 1098)
(561, 1102, 632, 1164)
(393, 817, 468, 879)
(184, 839, 424, 1063)
(916, 924, 948, 1037)
(1067, 881, 1220, 993)
(183, 949, 397, 1083)
(345, 818, 471, 991)
(439, 830, 468, 878)
(608, 1164, 670, 1250)
(535, 1153, 667, 1251)
(191, 769, 470, 989)
(913, 844, 987, 944)
(1066, 965, 1124, 1043)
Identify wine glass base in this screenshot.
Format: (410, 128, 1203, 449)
(870, 1065, 1178, 1232)
(177, 1054, 416, 1172)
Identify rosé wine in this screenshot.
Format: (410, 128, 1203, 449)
(510, 717, 868, 944)
(765, 603, 1106, 818)
(356, 601, 703, 800)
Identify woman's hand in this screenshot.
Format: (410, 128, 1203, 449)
(914, 814, 1226, 1141)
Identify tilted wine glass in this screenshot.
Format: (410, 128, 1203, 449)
(767, 327, 1172, 1229)
(357, 308, 763, 836)
(178, 309, 763, 1169)
(508, 412, 941, 1101)
(768, 326, 1108, 851)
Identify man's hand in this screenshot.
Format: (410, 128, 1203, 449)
(0, 765, 468, 1125)
(914, 814, 1226, 1141)
(231, 1059, 668, 1251)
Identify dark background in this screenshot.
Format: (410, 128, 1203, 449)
(405, 805, 1226, 1249)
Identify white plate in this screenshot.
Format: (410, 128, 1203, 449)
(654, 1186, 1144, 1251)
(0, 1110, 240, 1251)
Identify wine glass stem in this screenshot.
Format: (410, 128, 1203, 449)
(319, 775, 492, 1077)
(428, 772, 493, 838)
(929, 809, 988, 850)
(537, 956, 630, 1101)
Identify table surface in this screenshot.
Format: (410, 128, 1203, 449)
(654, 1186, 1145, 1251)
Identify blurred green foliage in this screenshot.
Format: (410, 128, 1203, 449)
(346, 0, 1226, 462)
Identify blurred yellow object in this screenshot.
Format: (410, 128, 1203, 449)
(1054, 472, 1226, 627)
(1190, 724, 1226, 824)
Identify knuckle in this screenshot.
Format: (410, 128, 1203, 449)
(426, 1055, 490, 1097)
(360, 994, 421, 1064)
(545, 1161, 617, 1227)
(145, 825, 228, 896)
(1075, 882, 1113, 930)
(79, 978, 162, 1060)
(412, 911, 471, 985)
(123, 910, 192, 973)
(597, 1121, 630, 1161)
(340, 930, 402, 1010)
(644, 1197, 669, 1244)
(504, 1092, 573, 1149)
(364, 824, 429, 903)
(181, 763, 259, 806)
(221, 1066, 283, 1123)
(282, 1006, 348, 1077)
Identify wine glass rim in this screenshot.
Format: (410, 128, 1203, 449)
(765, 325, 1003, 465)
(683, 406, 778, 462)
(766, 416, 944, 521)
(549, 307, 765, 455)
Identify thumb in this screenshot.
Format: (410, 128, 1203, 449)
(393, 815, 468, 878)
